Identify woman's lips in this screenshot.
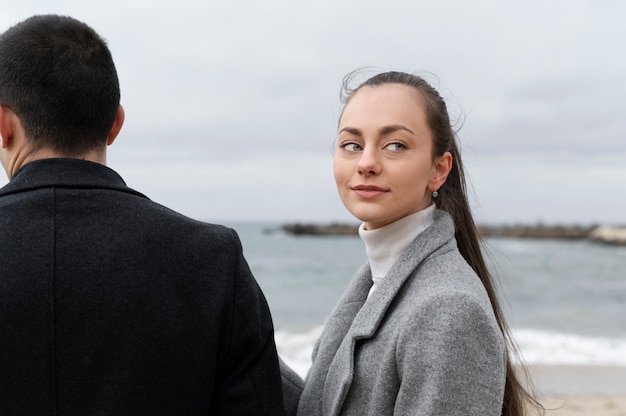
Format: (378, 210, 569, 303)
(352, 185, 387, 199)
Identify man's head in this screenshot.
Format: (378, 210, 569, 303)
(0, 14, 123, 168)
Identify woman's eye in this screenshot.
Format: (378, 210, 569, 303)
(386, 142, 406, 151)
(341, 143, 362, 152)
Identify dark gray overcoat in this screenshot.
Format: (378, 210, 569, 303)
(0, 158, 286, 415)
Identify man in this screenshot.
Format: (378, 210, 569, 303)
(0, 14, 289, 415)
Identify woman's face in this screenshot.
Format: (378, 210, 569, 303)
(334, 84, 451, 230)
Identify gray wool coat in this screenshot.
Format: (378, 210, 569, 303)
(297, 210, 506, 416)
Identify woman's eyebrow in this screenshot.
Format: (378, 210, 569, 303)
(338, 126, 362, 136)
(379, 124, 414, 135)
(338, 125, 414, 136)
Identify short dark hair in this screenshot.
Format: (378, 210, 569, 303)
(0, 14, 120, 155)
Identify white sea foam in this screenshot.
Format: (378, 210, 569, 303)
(275, 327, 322, 378)
(275, 327, 626, 378)
(512, 328, 626, 366)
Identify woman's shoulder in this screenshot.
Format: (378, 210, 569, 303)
(394, 267, 504, 352)
(409, 241, 482, 290)
(396, 246, 496, 322)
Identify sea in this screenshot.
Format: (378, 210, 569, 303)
(223, 222, 626, 378)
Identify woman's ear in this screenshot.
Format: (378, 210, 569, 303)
(429, 151, 453, 191)
(106, 105, 125, 146)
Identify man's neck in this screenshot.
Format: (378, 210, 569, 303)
(7, 147, 106, 179)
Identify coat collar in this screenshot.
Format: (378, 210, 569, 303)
(319, 209, 457, 416)
(0, 158, 147, 199)
(349, 209, 455, 339)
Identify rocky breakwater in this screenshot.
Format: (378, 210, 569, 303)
(279, 223, 359, 236)
(477, 224, 595, 239)
(278, 222, 626, 246)
(476, 224, 626, 246)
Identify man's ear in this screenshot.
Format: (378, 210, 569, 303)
(106, 105, 125, 146)
(0, 106, 14, 149)
(429, 151, 453, 191)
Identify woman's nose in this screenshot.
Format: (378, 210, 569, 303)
(357, 149, 381, 176)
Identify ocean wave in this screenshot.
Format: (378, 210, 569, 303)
(512, 328, 626, 366)
(275, 327, 626, 378)
(275, 327, 322, 378)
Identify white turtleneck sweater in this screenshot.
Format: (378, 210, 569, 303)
(359, 205, 436, 298)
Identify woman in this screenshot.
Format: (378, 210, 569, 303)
(296, 71, 541, 416)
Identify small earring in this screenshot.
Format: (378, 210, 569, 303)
(432, 190, 439, 199)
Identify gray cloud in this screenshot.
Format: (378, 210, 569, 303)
(1, 0, 625, 224)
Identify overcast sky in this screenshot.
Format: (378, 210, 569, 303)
(2, 0, 625, 225)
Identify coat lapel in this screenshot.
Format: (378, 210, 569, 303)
(350, 210, 455, 338)
(317, 264, 370, 416)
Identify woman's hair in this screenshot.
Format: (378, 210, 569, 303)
(340, 70, 543, 416)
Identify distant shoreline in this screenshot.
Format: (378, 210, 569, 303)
(273, 222, 626, 246)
